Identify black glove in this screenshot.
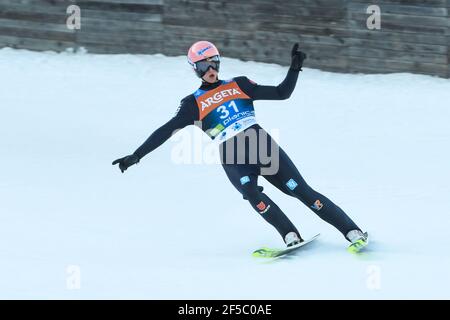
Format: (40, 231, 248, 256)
(290, 43, 307, 71)
(112, 154, 140, 173)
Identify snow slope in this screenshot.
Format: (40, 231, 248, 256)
(0, 48, 449, 299)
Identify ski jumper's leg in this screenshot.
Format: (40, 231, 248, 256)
(221, 163, 301, 242)
(263, 146, 361, 238)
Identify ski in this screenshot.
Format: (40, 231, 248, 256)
(252, 234, 320, 258)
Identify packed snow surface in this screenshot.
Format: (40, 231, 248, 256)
(1, 48, 449, 299)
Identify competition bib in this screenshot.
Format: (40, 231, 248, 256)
(194, 80, 257, 141)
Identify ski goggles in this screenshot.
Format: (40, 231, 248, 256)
(193, 55, 220, 77)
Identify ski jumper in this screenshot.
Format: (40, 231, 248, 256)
(133, 68, 361, 242)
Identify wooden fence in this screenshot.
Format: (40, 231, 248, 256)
(0, 0, 449, 77)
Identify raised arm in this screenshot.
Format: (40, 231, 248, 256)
(251, 68, 300, 100)
(112, 96, 196, 173)
(236, 43, 307, 101)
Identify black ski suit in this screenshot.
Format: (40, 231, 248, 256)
(133, 68, 360, 242)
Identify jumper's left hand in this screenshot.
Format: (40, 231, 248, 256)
(290, 43, 307, 71)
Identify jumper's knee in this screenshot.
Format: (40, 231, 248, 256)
(241, 185, 264, 201)
(238, 175, 262, 200)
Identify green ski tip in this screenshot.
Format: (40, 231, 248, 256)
(252, 247, 279, 258)
(347, 238, 368, 254)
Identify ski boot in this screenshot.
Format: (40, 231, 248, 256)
(284, 232, 303, 247)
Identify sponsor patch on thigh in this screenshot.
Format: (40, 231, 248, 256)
(286, 178, 298, 190)
(240, 176, 250, 185)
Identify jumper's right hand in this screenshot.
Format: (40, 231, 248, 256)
(112, 154, 140, 173)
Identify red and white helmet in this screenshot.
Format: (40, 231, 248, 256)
(187, 41, 220, 66)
